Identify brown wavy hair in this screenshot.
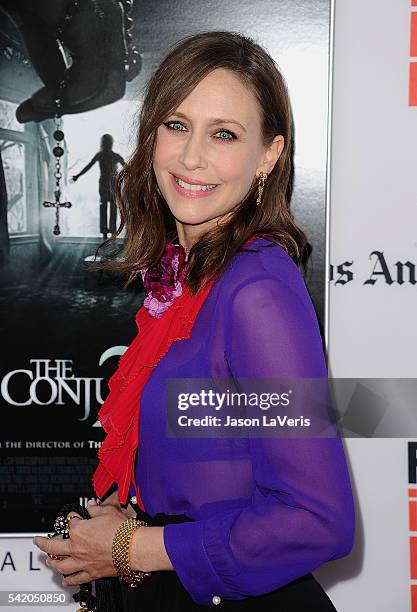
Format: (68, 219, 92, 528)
(92, 30, 308, 295)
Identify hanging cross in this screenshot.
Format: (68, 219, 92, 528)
(43, 117, 72, 235)
(43, 188, 72, 235)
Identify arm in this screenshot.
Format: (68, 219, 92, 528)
(34, 265, 354, 591)
(98, 491, 174, 571)
(73, 153, 99, 180)
(161, 272, 356, 604)
(33, 501, 172, 586)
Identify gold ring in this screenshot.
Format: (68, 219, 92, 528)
(65, 513, 82, 532)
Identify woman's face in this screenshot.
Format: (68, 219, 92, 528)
(153, 68, 282, 234)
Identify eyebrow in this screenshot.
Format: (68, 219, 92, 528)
(170, 111, 247, 133)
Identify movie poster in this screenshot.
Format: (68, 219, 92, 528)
(0, 0, 331, 534)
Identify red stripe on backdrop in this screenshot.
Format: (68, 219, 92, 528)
(410, 537, 417, 579)
(409, 63, 417, 105)
(411, 13, 417, 56)
(412, 585, 417, 612)
(410, 501, 417, 531)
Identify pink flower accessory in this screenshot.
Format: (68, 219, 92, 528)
(140, 242, 190, 319)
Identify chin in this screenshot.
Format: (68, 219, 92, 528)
(171, 213, 214, 227)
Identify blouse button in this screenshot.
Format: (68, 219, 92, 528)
(130, 496, 137, 504)
(212, 595, 221, 605)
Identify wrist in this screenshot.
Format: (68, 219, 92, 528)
(129, 525, 152, 572)
(111, 518, 152, 587)
(130, 526, 173, 572)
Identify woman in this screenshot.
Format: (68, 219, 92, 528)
(34, 31, 355, 611)
(72, 134, 126, 240)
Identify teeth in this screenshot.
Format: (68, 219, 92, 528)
(175, 177, 217, 192)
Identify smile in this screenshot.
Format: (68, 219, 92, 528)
(170, 173, 219, 198)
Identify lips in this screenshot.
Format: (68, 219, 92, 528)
(171, 172, 217, 186)
(169, 173, 219, 199)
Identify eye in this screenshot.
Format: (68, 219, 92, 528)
(163, 120, 187, 132)
(162, 120, 237, 142)
(214, 129, 237, 142)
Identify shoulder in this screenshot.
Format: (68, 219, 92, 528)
(219, 236, 304, 295)
(216, 236, 316, 322)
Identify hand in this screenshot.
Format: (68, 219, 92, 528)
(71, 175, 79, 182)
(33, 500, 126, 586)
(99, 490, 136, 518)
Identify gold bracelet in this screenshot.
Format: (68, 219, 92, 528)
(111, 518, 152, 588)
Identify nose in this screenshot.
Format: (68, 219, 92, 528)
(178, 130, 208, 171)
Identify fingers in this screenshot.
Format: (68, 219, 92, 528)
(86, 499, 117, 518)
(67, 513, 83, 531)
(33, 536, 70, 557)
(85, 503, 103, 518)
(46, 556, 78, 576)
(45, 554, 92, 587)
(67, 513, 83, 526)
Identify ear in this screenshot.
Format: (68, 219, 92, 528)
(256, 135, 285, 176)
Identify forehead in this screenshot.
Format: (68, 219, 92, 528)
(174, 68, 261, 124)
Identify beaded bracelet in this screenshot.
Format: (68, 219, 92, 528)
(111, 518, 152, 588)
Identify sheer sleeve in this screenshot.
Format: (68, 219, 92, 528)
(163, 264, 355, 605)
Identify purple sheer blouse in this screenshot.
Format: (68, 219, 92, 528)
(128, 236, 355, 605)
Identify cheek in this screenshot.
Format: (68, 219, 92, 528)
(153, 130, 177, 172)
(214, 147, 258, 185)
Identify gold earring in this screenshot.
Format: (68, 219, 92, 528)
(256, 172, 268, 207)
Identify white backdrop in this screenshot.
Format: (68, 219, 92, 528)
(315, 0, 417, 611)
(1, 1, 416, 610)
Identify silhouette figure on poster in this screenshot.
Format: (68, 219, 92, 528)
(72, 134, 125, 240)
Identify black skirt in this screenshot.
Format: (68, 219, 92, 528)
(119, 507, 338, 612)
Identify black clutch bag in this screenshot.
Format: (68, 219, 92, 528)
(49, 503, 123, 612)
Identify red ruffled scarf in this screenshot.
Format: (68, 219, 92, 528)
(92, 235, 260, 508)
